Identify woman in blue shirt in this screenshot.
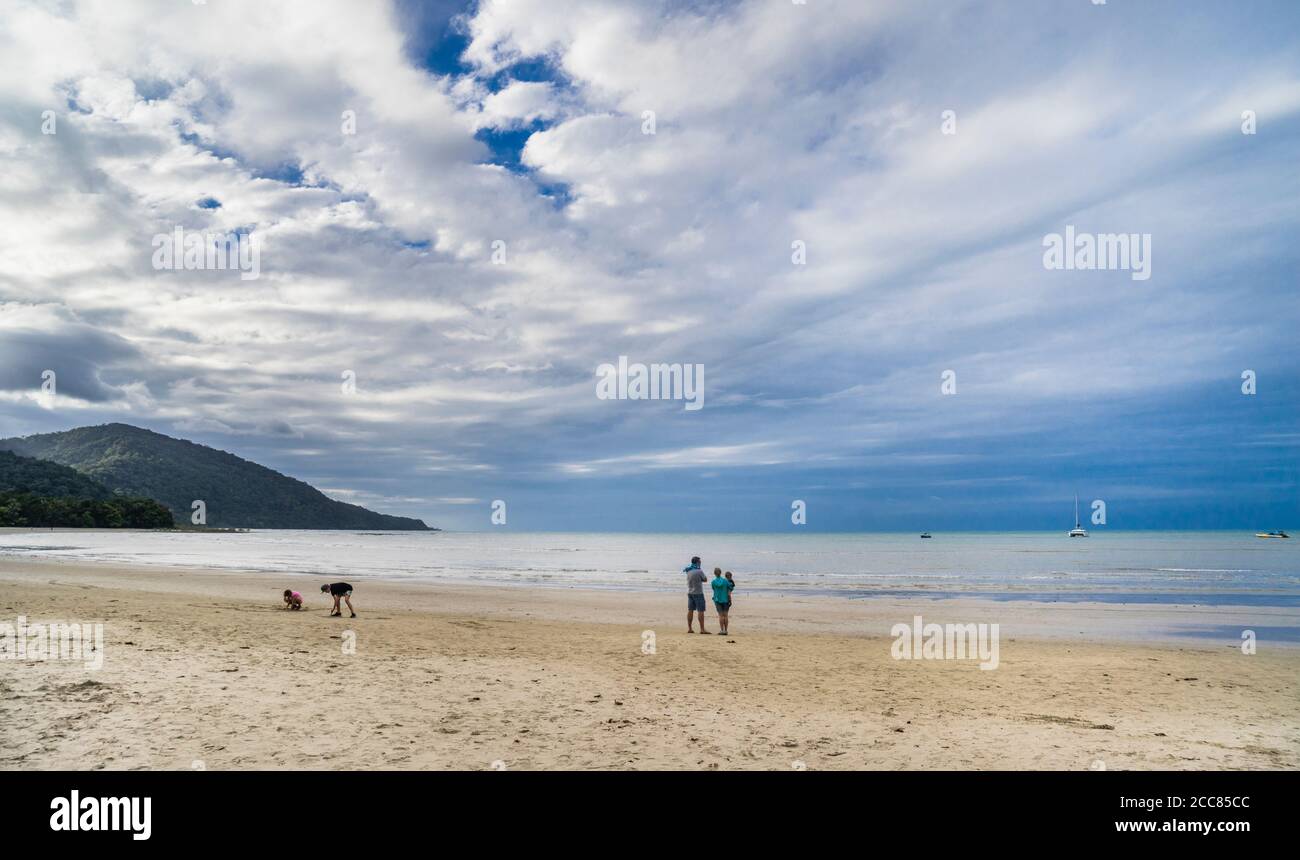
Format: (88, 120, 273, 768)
(710, 568, 733, 635)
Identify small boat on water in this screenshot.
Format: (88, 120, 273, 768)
(1069, 495, 1088, 537)
(1255, 531, 1290, 539)
(919, 532, 932, 539)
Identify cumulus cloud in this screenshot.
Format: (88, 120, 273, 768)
(0, 0, 1297, 529)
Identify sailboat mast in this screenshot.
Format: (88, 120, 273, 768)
(1074, 494, 1079, 528)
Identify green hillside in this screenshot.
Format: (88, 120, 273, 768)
(0, 449, 174, 528)
(0, 449, 113, 499)
(0, 424, 432, 530)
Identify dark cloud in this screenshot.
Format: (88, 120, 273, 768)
(0, 323, 143, 403)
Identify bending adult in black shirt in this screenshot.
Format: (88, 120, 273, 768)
(321, 582, 356, 618)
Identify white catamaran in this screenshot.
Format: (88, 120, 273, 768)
(1069, 495, 1088, 537)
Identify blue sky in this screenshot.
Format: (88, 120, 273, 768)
(1, 0, 1297, 531)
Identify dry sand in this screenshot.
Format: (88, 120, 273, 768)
(1, 557, 1297, 770)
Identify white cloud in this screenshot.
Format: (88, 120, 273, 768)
(0, 0, 1297, 525)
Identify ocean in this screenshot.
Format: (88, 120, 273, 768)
(1, 530, 1297, 606)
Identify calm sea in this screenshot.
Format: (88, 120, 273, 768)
(1, 530, 1297, 606)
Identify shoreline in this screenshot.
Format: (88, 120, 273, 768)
(1, 556, 1298, 770)
(2, 526, 1288, 533)
(1, 554, 1297, 645)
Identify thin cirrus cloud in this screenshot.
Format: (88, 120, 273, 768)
(0, 0, 1296, 531)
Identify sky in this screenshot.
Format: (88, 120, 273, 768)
(0, 0, 1297, 532)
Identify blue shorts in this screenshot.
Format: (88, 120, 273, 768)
(714, 600, 730, 613)
(687, 594, 706, 612)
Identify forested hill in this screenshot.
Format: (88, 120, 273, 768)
(0, 449, 174, 528)
(0, 424, 432, 530)
(0, 449, 113, 499)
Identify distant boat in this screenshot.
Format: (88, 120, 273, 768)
(919, 532, 932, 539)
(1069, 495, 1089, 537)
(1255, 531, 1290, 539)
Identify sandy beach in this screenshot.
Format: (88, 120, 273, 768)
(1, 556, 1297, 771)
